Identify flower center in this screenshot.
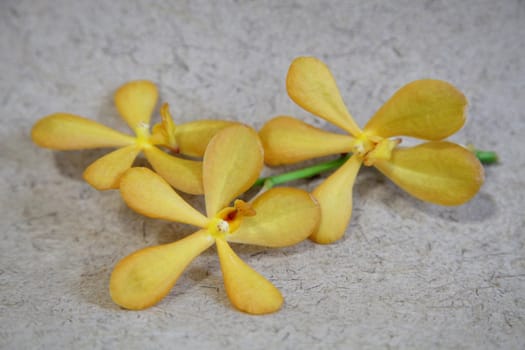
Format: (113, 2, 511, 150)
(351, 133, 400, 166)
(215, 219, 230, 233)
(207, 200, 256, 238)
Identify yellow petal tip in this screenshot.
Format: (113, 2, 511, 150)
(216, 239, 284, 315)
(115, 80, 159, 131)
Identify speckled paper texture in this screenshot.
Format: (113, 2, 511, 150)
(1, 1, 524, 349)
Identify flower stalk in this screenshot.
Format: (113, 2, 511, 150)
(256, 148, 496, 190)
(473, 149, 498, 164)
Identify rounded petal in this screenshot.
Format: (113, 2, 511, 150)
(216, 239, 283, 314)
(203, 125, 263, 216)
(115, 80, 158, 132)
(110, 230, 214, 310)
(144, 146, 204, 195)
(83, 145, 140, 190)
(229, 187, 320, 247)
(311, 155, 362, 244)
(31, 113, 135, 150)
(175, 120, 239, 157)
(259, 116, 353, 165)
(373, 141, 484, 205)
(364, 80, 467, 140)
(119, 167, 208, 227)
(286, 56, 362, 136)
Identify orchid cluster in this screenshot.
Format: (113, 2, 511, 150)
(31, 56, 488, 314)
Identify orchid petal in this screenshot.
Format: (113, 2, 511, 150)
(115, 80, 158, 132)
(175, 120, 239, 157)
(31, 114, 135, 150)
(259, 116, 353, 165)
(216, 238, 283, 314)
(311, 155, 362, 244)
(286, 56, 362, 136)
(82, 145, 140, 190)
(364, 80, 467, 140)
(229, 187, 320, 247)
(203, 125, 263, 216)
(150, 103, 178, 151)
(119, 167, 208, 227)
(144, 146, 204, 195)
(373, 141, 484, 205)
(110, 230, 214, 310)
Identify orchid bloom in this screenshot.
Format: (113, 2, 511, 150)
(31, 80, 235, 193)
(110, 125, 320, 314)
(260, 57, 484, 244)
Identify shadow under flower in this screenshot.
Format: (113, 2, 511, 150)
(73, 263, 116, 310)
(356, 167, 496, 224)
(53, 150, 153, 183)
(413, 191, 496, 223)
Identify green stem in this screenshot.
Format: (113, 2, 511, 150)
(255, 154, 351, 190)
(474, 149, 498, 164)
(255, 148, 497, 190)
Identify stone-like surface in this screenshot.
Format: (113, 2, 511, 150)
(1, 0, 524, 349)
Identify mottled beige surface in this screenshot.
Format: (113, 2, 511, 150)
(1, 0, 524, 349)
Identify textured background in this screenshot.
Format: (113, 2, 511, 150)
(1, 0, 524, 349)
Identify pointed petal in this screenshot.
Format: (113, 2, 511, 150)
(31, 113, 135, 150)
(119, 167, 208, 227)
(259, 116, 353, 165)
(373, 141, 484, 205)
(150, 103, 178, 151)
(286, 56, 362, 136)
(229, 187, 320, 247)
(175, 120, 239, 157)
(203, 125, 263, 216)
(364, 80, 467, 140)
(110, 229, 214, 310)
(82, 145, 140, 190)
(115, 80, 158, 131)
(144, 146, 204, 195)
(311, 155, 362, 244)
(216, 239, 283, 314)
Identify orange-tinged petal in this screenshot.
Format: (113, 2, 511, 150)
(144, 146, 204, 195)
(229, 187, 320, 247)
(373, 141, 484, 205)
(119, 167, 208, 227)
(259, 116, 353, 165)
(203, 125, 263, 216)
(216, 238, 283, 314)
(82, 145, 140, 190)
(286, 56, 362, 136)
(31, 113, 135, 150)
(110, 229, 214, 310)
(175, 120, 239, 157)
(150, 103, 178, 151)
(364, 79, 467, 140)
(311, 155, 362, 244)
(115, 80, 158, 132)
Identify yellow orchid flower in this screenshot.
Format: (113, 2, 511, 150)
(31, 80, 235, 193)
(110, 125, 320, 314)
(260, 56, 484, 244)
